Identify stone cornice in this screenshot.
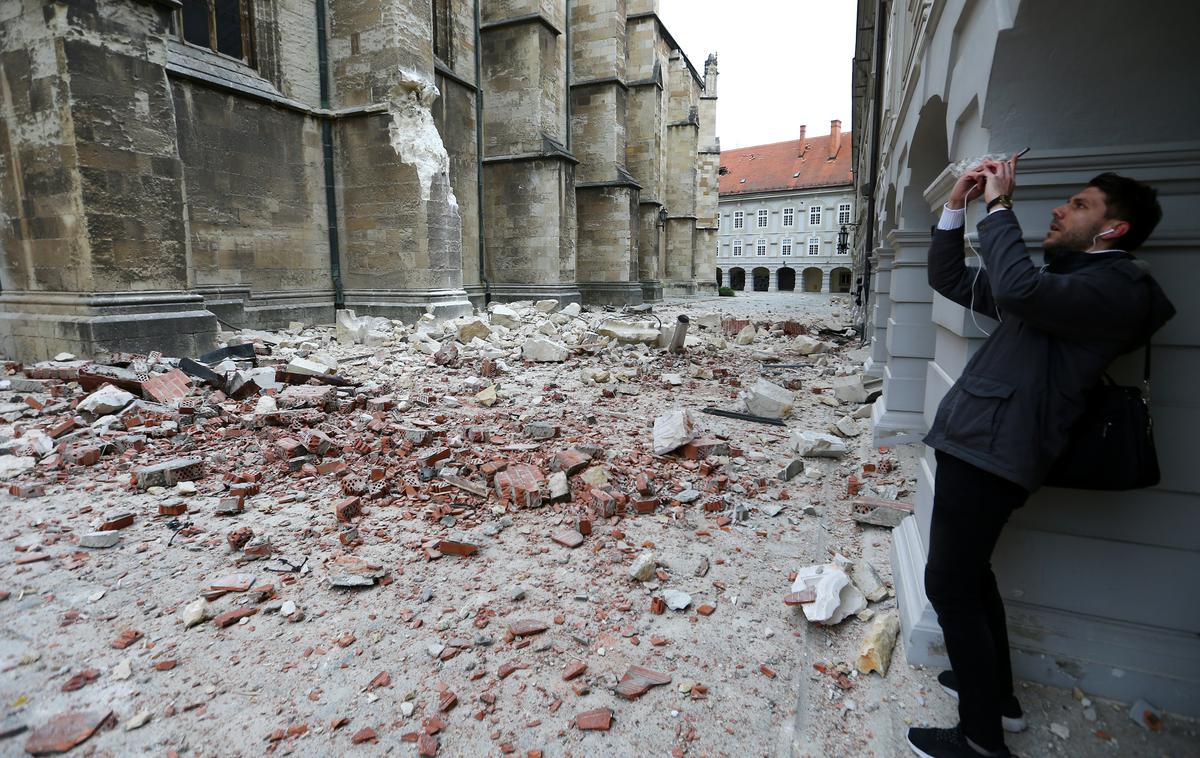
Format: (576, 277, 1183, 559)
(570, 77, 629, 92)
(480, 13, 562, 37)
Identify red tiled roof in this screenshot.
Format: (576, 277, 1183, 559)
(719, 131, 853, 196)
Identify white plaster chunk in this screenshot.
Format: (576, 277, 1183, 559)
(791, 430, 848, 458)
(740, 378, 794, 419)
(735, 324, 757, 345)
(386, 76, 454, 205)
(521, 338, 568, 362)
(597, 319, 660, 345)
(834, 415, 862, 437)
(254, 395, 277, 416)
(547, 470, 569, 500)
(78, 385, 136, 415)
(181, 597, 209, 628)
(663, 589, 692, 611)
(652, 408, 694, 455)
(791, 564, 866, 624)
(335, 309, 368, 344)
(560, 302, 581, 317)
(850, 561, 888, 603)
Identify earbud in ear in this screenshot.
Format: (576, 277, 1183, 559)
(1099, 227, 1117, 238)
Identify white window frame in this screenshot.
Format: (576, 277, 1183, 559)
(807, 237, 821, 256)
(732, 239, 743, 257)
(837, 202, 852, 225)
(808, 205, 822, 227)
(733, 211, 744, 230)
(756, 209, 768, 229)
(782, 207, 794, 227)
(781, 237, 793, 256)
(756, 238, 767, 256)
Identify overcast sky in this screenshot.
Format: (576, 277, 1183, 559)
(658, 0, 857, 151)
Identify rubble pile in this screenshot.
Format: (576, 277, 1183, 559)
(0, 297, 934, 756)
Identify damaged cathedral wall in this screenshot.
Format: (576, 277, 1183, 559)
(0, 0, 715, 360)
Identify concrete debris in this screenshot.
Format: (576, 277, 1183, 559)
(735, 324, 757, 345)
(77, 384, 137, 415)
(0, 455, 36, 480)
(855, 613, 900, 676)
(791, 563, 867, 625)
(1049, 722, 1070, 739)
(850, 561, 889, 602)
(791, 430, 848, 457)
(79, 531, 120, 549)
(652, 408, 695, 455)
(740, 378, 794, 419)
(181, 597, 209, 628)
(1129, 698, 1164, 731)
(834, 415, 861, 437)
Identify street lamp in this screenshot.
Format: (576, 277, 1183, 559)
(837, 224, 853, 256)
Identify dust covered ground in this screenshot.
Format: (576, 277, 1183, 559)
(0, 293, 1194, 757)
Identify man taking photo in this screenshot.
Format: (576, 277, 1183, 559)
(906, 157, 1176, 758)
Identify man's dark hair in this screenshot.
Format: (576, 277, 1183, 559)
(1087, 172, 1162, 251)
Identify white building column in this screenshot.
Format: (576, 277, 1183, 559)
(870, 229, 935, 445)
(820, 266, 832, 293)
(767, 266, 779, 292)
(863, 245, 894, 379)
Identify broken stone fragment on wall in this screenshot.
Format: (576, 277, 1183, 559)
(740, 378, 794, 419)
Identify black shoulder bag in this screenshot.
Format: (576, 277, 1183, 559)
(1043, 344, 1161, 490)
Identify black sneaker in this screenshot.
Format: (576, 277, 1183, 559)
(907, 726, 1012, 758)
(937, 670, 1027, 733)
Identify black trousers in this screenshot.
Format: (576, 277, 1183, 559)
(926, 451, 1030, 750)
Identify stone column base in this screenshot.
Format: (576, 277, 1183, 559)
(0, 290, 219, 361)
(662, 280, 697, 298)
(343, 288, 473, 323)
(484, 283, 582, 306)
(578, 281, 644, 306)
(694, 280, 718, 296)
(891, 514, 949, 667)
(640, 280, 664, 302)
(195, 286, 337, 330)
(463, 284, 488, 312)
(870, 394, 927, 446)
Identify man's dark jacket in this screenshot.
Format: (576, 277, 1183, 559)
(923, 210, 1176, 492)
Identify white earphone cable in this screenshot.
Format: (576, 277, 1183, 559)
(961, 183, 1000, 337)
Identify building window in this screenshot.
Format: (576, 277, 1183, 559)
(782, 207, 794, 227)
(838, 202, 852, 225)
(178, 0, 254, 63)
(732, 240, 743, 257)
(808, 205, 822, 227)
(733, 211, 744, 230)
(756, 239, 767, 256)
(757, 209, 768, 228)
(432, 0, 454, 65)
(808, 237, 821, 255)
(781, 238, 792, 256)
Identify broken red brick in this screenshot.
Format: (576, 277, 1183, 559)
(784, 589, 816, 606)
(61, 668, 100, 692)
(98, 513, 133, 531)
(213, 607, 258, 628)
(650, 597, 666, 615)
(697, 604, 716, 616)
(417, 732, 439, 757)
(615, 665, 671, 700)
(549, 529, 584, 548)
(334, 496, 361, 523)
(507, 619, 548, 638)
(575, 708, 613, 731)
(350, 727, 377, 744)
(110, 629, 143, 649)
(23, 709, 113, 755)
(158, 502, 187, 516)
(435, 540, 478, 557)
(498, 660, 526, 679)
(550, 448, 591, 475)
(562, 661, 587, 681)
(153, 660, 178, 671)
(141, 369, 192, 404)
(210, 574, 255, 592)
(437, 690, 458, 712)
(759, 664, 777, 679)
(14, 552, 50, 565)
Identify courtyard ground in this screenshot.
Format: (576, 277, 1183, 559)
(0, 292, 1193, 757)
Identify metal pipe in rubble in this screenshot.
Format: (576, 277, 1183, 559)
(669, 315, 690, 354)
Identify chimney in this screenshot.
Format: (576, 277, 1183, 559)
(798, 124, 806, 156)
(829, 119, 842, 159)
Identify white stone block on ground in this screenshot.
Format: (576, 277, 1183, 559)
(489, 304, 521, 328)
(834, 415, 861, 437)
(78, 385, 137, 415)
(287, 357, 334, 376)
(560, 302, 581, 317)
(832, 374, 869, 403)
(335, 309, 367, 344)
(597, 320, 660, 345)
(457, 317, 491, 343)
(534, 300, 559, 313)
(791, 430, 848, 457)
(0, 455, 36, 479)
(793, 335, 826, 355)
(735, 324, 756, 345)
(652, 408, 694, 455)
(522, 338, 568, 362)
(629, 552, 656, 582)
(740, 378, 794, 419)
